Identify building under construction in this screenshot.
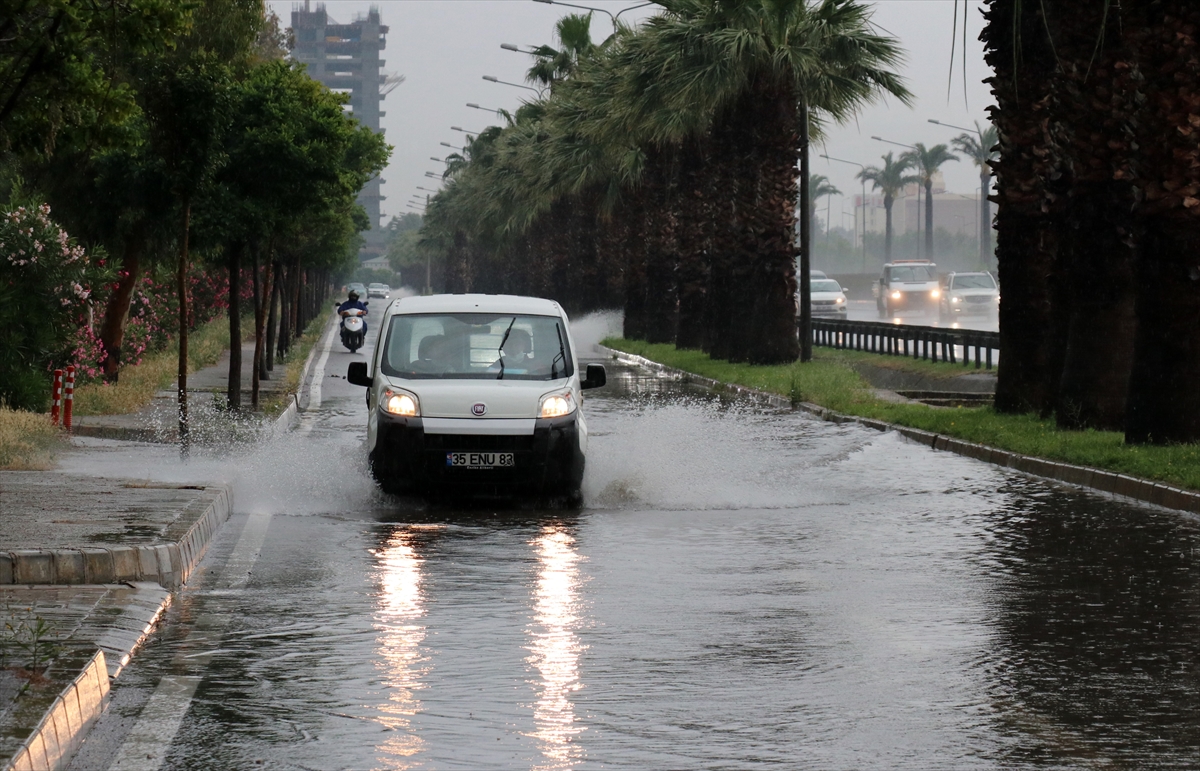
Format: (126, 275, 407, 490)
(291, 3, 394, 253)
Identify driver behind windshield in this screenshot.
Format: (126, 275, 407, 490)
(490, 329, 534, 374)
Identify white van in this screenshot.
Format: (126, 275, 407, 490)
(346, 294, 606, 501)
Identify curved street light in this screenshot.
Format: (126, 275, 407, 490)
(482, 75, 545, 98)
(440, 142, 465, 152)
(467, 102, 503, 114)
(531, 0, 657, 27)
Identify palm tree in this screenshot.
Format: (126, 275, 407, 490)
(808, 174, 840, 238)
(900, 143, 958, 260)
(857, 152, 916, 262)
(608, 0, 910, 363)
(950, 122, 998, 270)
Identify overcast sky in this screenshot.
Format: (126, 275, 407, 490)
(267, 0, 994, 231)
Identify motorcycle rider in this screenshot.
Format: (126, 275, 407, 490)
(338, 290, 368, 335)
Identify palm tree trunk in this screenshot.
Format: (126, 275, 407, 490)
(979, 170, 992, 270)
(734, 83, 800, 365)
(622, 188, 650, 342)
(675, 141, 711, 350)
(883, 194, 894, 261)
(798, 97, 812, 363)
(226, 241, 242, 410)
(643, 150, 678, 345)
(983, 0, 1067, 415)
(1123, 0, 1200, 443)
(924, 179, 934, 259)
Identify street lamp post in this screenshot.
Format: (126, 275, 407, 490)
(482, 75, 545, 98)
(872, 135, 922, 259)
(440, 142, 465, 152)
(451, 126, 478, 136)
(467, 102, 503, 114)
(820, 154, 868, 273)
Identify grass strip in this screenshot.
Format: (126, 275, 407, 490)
(603, 337, 1200, 492)
(72, 315, 247, 416)
(262, 310, 331, 416)
(0, 406, 66, 470)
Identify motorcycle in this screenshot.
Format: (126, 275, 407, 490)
(340, 307, 367, 353)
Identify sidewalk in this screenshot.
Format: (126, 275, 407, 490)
(72, 341, 290, 443)
(0, 319, 330, 771)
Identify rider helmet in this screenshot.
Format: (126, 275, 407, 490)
(348, 290, 360, 302)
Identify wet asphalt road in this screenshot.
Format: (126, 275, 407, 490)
(64, 320, 1200, 770)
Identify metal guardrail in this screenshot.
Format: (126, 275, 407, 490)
(811, 319, 1000, 370)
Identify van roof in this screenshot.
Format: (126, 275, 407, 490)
(388, 294, 564, 317)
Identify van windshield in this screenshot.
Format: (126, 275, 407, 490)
(380, 313, 573, 380)
(951, 274, 996, 289)
(887, 265, 936, 282)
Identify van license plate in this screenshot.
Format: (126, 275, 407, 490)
(446, 452, 514, 469)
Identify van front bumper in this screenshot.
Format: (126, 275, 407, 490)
(369, 412, 584, 496)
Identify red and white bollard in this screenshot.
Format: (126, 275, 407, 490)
(63, 365, 75, 432)
(50, 369, 63, 426)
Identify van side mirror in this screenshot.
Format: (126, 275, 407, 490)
(347, 361, 373, 387)
(581, 363, 606, 390)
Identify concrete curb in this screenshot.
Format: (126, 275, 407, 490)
(0, 485, 232, 589)
(598, 345, 1200, 516)
(276, 314, 336, 432)
(4, 651, 109, 771)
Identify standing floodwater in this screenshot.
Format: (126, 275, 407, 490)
(65, 339, 1200, 770)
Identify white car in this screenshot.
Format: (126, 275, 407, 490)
(939, 272, 999, 319)
(367, 283, 390, 299)
(874, 260, 940, 318)
(809, 278, 848, 318)
(346, 294, 606, 501)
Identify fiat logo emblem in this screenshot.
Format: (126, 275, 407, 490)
(472, 403, 487, 416)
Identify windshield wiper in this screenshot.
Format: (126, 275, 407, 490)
(496, 317, 516, 380)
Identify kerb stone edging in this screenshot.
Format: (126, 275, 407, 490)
(0, 484, 232, 588)
(4, 650, 108, 771)
(597, 345, 1200, 516)
(274, 313, 337, 434)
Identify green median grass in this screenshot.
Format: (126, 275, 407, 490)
(602, 337, 1200, 493)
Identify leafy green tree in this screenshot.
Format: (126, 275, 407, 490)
(857, 152, 917, 262)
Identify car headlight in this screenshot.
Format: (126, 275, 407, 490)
(835, 296, 845, 304)
(539, 391, 576, 419)
(382, 388, 419, 417)
(951, 296, 962, 304)
(930, 289, 940, 299)
(890, 290, 901, 300)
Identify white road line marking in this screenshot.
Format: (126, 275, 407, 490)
(106, 676, 202, 771)
(105, 513, 273, 771)
(308, 323, 336, 410)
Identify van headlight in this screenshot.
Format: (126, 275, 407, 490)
(930, 289, 941, 299)
(539, 391, 576, 419)
(890, 291, 901, 300)
(382, 388, 420, 417)
(951, 296, 962, 304)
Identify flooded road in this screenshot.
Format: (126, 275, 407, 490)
(65, 324, 1200, 770)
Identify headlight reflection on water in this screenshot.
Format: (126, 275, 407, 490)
(526, 526, 587, 769)
(375, 528, 430, 768)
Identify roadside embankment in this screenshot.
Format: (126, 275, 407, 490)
(601, 339, 1200, 503)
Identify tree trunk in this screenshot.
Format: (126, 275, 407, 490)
(1123, 0, 1200, 443)
(675, 141, 711, 350)
(983, 0, 1067, 415)
(265, 260, 280, 374)
(621, 186, 649, 342)
(643, 151, 678, 345)
(99, 237, 142, 383)
(924, 179, 934, 260)
(252, 250, 273, 412)
(177, 198, 191, 453)
(226, 242, 242, 410)
(883, 194, 894, 261)
(797, 98, 812, 363)
(979, 170, 992, 270)
(739, 81, 800, 365)
(276, 262, 290, 360)
(704, 114, 744, 362)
